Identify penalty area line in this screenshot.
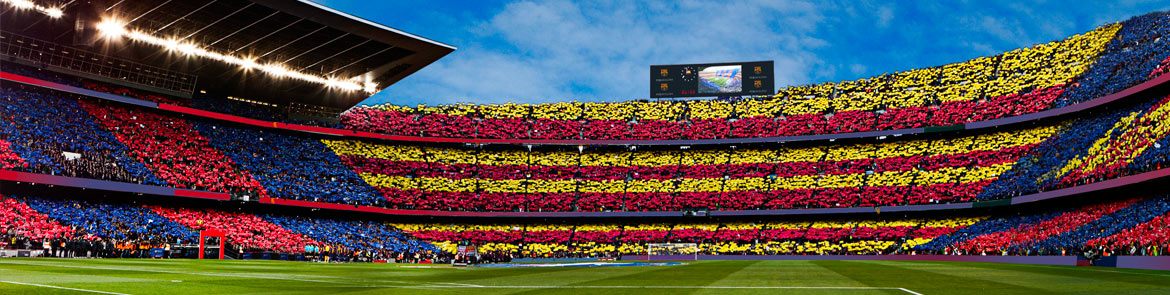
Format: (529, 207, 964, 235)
(377, 284, 926, 293)
(0, 280, 131, 295)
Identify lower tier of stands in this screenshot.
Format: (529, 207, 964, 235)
(0, 194, 437, 261)
(393, 194, 1170, 258)
(2, 192, 1165, 260)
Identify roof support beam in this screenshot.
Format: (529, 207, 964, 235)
(127, 0, 174, 26)
(230, 19, 302, 55)
(256, 25, 326, 59)
(105, 0, 127, 11)
(281, 32, 347, 64)
(326, 46, 394, 76)
(180, 2, 254, 42)
(152, 0, 218, 35)
(298, 39, 369, 73)
(207, 10, 278, 47)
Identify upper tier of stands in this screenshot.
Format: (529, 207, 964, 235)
(339, 12, 1170, 141)
(2, 82, 1168, 213)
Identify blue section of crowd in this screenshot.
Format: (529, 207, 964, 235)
(190, 120, 383, 206)
(0, 88, 165, 186)
(976, 97, 1159, 200)
(1056, 12, 1170, 107)
(914, 211, 1065, 251)
(19, 196, 197, 243)
(261, 214, 437, 254)
(1029, 195, 1170, 251)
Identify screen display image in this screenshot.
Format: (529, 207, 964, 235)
(651, 61, 772, 98)
(698, 65, 742, 94)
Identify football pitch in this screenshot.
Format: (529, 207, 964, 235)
(0, 258, 1168, 294)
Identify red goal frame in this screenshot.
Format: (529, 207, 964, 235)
(199, 230, 225, 259)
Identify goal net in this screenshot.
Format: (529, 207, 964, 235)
(646, 243, 698, 261)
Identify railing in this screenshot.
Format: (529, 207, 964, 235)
(0, 32, 196, 95)
(3, 71, 1168, 146)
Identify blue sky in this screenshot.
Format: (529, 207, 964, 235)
(314, 0, 1170, 107)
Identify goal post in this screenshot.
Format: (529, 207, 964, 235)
(646, 243, 698, 261)
(199, 230, 225, 259)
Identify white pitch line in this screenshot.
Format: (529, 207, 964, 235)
(0, 260, 932, 294)
(1014, 264, 1170, 277)
(0, 260, 425, 287)
(899, 287, 926, 295)
(0, 280, 131, 295)
(379, 285, 925, 294)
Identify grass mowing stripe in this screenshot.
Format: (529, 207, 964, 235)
(0, 280, 131, 295)
(872, 260, 1170, 293)
(551, 260, 759, 294)
(0, 260, 394, 286)
(815, 260, 1062, 295)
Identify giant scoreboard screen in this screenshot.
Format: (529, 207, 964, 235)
(651, 61, 774, 98)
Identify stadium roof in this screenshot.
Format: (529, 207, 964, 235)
(1, 0, 455, 109)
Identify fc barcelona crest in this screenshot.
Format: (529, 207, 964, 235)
(660, 69, 669, 77)
(754, 80, 763, 88)
(753, 66, 762, 75)
(660, 83, 669, 91)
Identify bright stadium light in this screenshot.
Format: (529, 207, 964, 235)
(3, 0, 64, 18)
(96, 19, 127, 39)
(43, 7, 61, 18)
(93, 16, 375, 93)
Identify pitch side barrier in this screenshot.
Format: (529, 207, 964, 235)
(4, 166, 1164, 218)
(257, 167, 1170, 217)
(2, 72, 1168, 146)
(620, 255, 1170, 271)
(0, 170, 230, 201)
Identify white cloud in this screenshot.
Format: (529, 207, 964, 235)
(371, 0, 828, 106)
(849, 64, 866, 75)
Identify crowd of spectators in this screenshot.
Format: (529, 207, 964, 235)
(953, 198, 1136, 253)
(80, 100, 268, 197)
(0, 196, 74, 242)
(0, 88, 165, 185)
(3, 84, 1168, 213)
(339, 19, 1170, 140)
(1056, 12, 1170, 107)
(148, 206, 316, 253)
(392, 218, 982, 257)
(393, 194, 1170, 258)
(1057, 95, 1170, 183)
(917, 194, 1170, 256)
(979, 94, 1170, 200)
(20, 196, 197, 243)
(324, 126, 1055, 212)
(262, 215, 438, 261)
(0, 194, 446, 260)
(0, 139, 25, 169)
(191, 121, 382, 205)
(3, 191, 1167, 260)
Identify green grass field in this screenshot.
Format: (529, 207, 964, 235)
(0, 258, 1168, 294)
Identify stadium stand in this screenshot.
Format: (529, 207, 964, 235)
(384, 194, 1170, 258)
(2, 82, 1169, 212)
(20, 196, 198, 243)
(340, 13, 1170, 140)
(0, 196, 74, 241)
(261, 214, 438, 258)
(148, 205, 317, 253)
(80, 100, 268, 197)
(191, 121, 382, 206)
(3, 2, 1170, 273)
(0, 88, 166, 186)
